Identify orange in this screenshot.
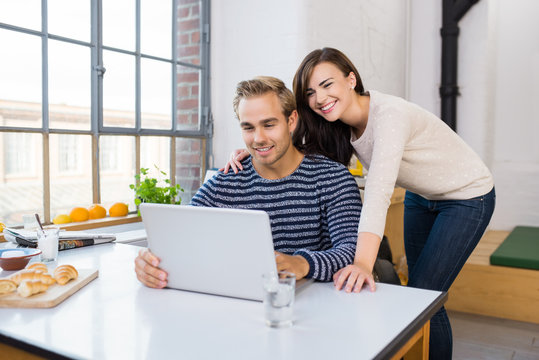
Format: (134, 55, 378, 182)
(88, 204, 107, 219)
(70, 207, 90, 222)
(0, 222, 5, 232)
(53, 214, 72, 225)
(109, 202, 129, 217)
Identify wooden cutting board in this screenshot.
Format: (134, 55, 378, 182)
(0, 269, 98, 308)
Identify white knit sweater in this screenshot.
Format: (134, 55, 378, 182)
(352, 90, 494, 239)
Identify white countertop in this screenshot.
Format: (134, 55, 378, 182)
(0, 241, 445, 360)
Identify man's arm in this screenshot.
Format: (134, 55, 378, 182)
(293, 165, 362, 282)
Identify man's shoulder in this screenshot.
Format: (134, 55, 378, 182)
(301, 154, 350, 174)
(206, 158, 256, 185)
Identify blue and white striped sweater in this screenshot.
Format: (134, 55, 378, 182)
(190, 154, 362, 281)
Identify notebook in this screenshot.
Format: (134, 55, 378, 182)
(140, 203, 310, 301)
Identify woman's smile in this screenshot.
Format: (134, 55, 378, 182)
(320, 100, 337, 114)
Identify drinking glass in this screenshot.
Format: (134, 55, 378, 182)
(37, 228, 60, 262)
(262, 271, 295, 328)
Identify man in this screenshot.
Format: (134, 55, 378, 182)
(135, 76, 362, 288)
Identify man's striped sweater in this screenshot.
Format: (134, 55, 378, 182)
(190, 154, 362, 281)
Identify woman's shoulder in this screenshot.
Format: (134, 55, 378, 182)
(368, 90, 411, 114)
(367, 90, 419, 133)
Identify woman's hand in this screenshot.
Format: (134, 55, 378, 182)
(334, 232, 380, 292)
(219, 149, 249, 174)
(333, 261, 376, 293)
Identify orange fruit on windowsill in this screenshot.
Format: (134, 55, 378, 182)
(88, 204, 107, 219)
(70, 207, 90, 222)
(109, 203, 129, 217)
(53, 214, 72, 225)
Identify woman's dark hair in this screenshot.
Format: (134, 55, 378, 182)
(292, 47, 366, 166)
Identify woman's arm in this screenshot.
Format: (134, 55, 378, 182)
(336, 105, 411, 292)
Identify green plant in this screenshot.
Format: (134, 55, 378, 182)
(129, 166, 184, 214)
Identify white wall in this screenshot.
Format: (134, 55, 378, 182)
(409, 0, 539, 229)
(210, 0, 407, 167)
(212, 0, 539, 230)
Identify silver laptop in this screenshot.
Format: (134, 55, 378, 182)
(140, 203, 284, 301)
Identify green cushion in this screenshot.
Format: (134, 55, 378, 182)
(490, 226, 539, 270)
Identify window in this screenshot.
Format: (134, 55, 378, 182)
(58, 135, 80, 173)
(4, 133, 35, 176)
(0, 0, 211, 226)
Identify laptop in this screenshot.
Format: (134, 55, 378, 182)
(140, 203, 311, 301)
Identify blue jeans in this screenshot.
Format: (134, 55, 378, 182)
(403, 187, 495, 360)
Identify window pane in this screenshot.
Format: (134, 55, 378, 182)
(176, 67, 200, 131)
(49, 134, 92, 217)
(141, 0, 172, 59)
(100, 135, 136, 212)
(103, 50, 136, 128)
(0, 132, 43, 226)
(177, 0, 202, 66)
(48, 40, 91, 130)
(141, 59, 171, 129)
(140, 136, 170, 184)
(48, 0, 90, 42)
(0, 30, 42, 128)
(0, 0, 41, 31)
(175, 137, 202, 204)
(103, 0, 135, 51)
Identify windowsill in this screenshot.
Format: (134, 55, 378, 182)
(0, 214, 142, 243)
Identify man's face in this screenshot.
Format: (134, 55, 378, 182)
(238, 92, 297, 170)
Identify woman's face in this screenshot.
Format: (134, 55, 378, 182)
(305, 62, 356, 122)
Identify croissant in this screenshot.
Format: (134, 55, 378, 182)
(54, 265, 78, 285)
(10, 270, 56, 286)
(27, 262, 48, 273)
(0, 279, 17, 295)
(17, 280, 50, 298)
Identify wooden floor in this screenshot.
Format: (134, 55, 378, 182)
(449, 310, 539, 360)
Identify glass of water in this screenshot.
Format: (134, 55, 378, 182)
(262, 271, 296, 328)
(37, 228, 60, 262)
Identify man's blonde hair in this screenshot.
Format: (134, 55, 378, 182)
(233, 76, 296, 119)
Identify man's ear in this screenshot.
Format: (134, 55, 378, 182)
(288, 110, 299, 133)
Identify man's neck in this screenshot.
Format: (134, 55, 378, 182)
(253, 147, 304, 180)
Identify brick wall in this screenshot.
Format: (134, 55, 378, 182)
(175, 0, 203, 202)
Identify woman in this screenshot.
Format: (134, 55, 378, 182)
(224, 48, 495, 359)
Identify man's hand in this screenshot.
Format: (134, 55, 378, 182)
(333, 261, 376, 293)
(219, 149, 249, 174)
(134, 248, 168, 289)
(275, 251, 309, 280)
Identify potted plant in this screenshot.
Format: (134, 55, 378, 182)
(129, 166, 184, 215)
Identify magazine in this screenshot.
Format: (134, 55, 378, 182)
(3, 228, 116, 251)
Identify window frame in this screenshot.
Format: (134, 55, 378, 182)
(0, 0, 211, 224)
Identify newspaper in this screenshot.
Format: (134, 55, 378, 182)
(3, 228, 116, 250)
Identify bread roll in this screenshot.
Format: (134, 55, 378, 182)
(54, 264, 78, 285)
(10, 269, 56, 286)
(27, 262, 48, 273)
(0, 279, 17, 295)
(17, 280, 49, 298)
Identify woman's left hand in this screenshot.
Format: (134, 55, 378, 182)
(219, 149, 249, 174)
(333, 262, 376, 293)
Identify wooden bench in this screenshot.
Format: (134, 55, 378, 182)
(445, 231, 539, 324)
